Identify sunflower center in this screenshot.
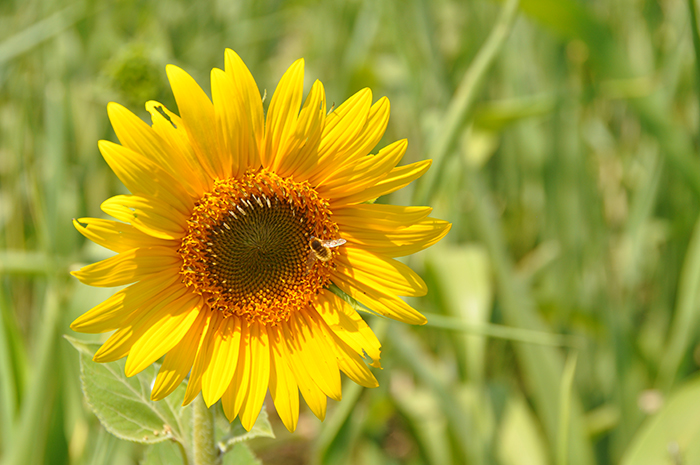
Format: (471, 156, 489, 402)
(178, 170, 339, 324)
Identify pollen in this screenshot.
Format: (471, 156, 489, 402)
(178, 170, 340, 324)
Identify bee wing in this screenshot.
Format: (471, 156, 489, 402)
(322, 238, 347, 248)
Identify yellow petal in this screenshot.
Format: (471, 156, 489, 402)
(224, 49, 264, 161)
(183, 310, 223, 406)
(71, 246, 180, 287)
(263, 58, 304, 169)
(336, 247, 427, 297)
(331, 159, 432, 207)
(284, 313, 341, 401)
(333, 204, 432, 232)
(332, 336, 378, 388)
(302, 310, 343, 399)
(316, 139, 407, 199)
(151, 308, 210, 401)
(279, 322, 327, 421)
(97, 140, 192, 214)
(145, 100, 210, 195)
(340, 96, 391, 164)
(342, 218, 452, 257)
(239, 322, 271, 431)
(268, 325, 299, 432)
(91, 326, 134, 363)
(92, 283, 190, 363)
(70, 269, 180, 333)
(125, 293, 203, 376)
(331, 270, 427, 325)
(73, 218, 171, 253)
(276, 80, 326, 180)
(166, 65, 225, 180)
(201, 316, 241, 407)
(107, 102, 200, 201)
(327, 97, 391, 174)
(100, 195, 186, 240)
(211, 68, 243, 179)
(315, 290, 381, 367)
(221, 322, 251, 422)
(316, 89, 372, 161)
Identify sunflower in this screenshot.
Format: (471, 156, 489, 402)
(71, 49, 450, 432)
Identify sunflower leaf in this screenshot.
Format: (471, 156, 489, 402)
(140, 441, 187, 465)
(222, 443, 262, 465)
(217, 408, 274, 454)
(65, 336, 193, 448)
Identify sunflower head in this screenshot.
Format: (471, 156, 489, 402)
(178, 170, 338, 324)
(71, 49, 450, 432)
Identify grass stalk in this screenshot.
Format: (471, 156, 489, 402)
(413, 0, 520, 205)
(688, 0, 700, 138)
(657, 214, 700, 390)
(557, 353, 578, 465)
(422, 312, 583, 347)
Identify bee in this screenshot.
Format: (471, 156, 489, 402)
(306, 236, 346, 272)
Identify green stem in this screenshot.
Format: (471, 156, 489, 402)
(193, 394, 219, 465)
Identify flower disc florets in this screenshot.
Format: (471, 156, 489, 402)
(178, 169, 339, 324)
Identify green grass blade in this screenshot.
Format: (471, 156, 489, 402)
(557, 353, 578, 465)
(388, 325, 480, 464)
(657, 214, 700, 389)
(0, 251, 55, 276)
(413, 0, 520, 205)
(688, 0, 700, 134)
(2, 281, 62, 465)
(0, 287, 27, 453)
(422, 312, 582, 348)
(0, 4, 84, 65)
(464, 168, 595, 465)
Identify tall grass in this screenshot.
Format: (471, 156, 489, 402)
(2, 0, 700, 463)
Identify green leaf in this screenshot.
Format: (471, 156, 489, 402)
(65, 336, 193, 447)
(427, 244, 493, 381)
(472, 94, 556, 132)
(0, 4, 85, 65)
(497, 396, 549, 465)
(518, 0, 608, 45)
(657, 215, 700, 389)
(620, 376, 700, 465)
(141, 441, 186, 465)
(460, 126, 500, 169)
(392, 386, 453, 465)
(217, 408, 275, 454)
(140, 398, 274, 464)
(222, 443, 262, 465)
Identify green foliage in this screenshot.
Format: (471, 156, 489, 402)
(103, 44, 169, 110)
(66, 336, 273, 464)
(66, 336, 194, 446)
(3, 0, 700, 463)
(620, 376, 700, 465)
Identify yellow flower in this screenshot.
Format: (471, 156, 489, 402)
(71, 49, 450, 432)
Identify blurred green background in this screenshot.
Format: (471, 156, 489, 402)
(3, 0, 700, 463)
